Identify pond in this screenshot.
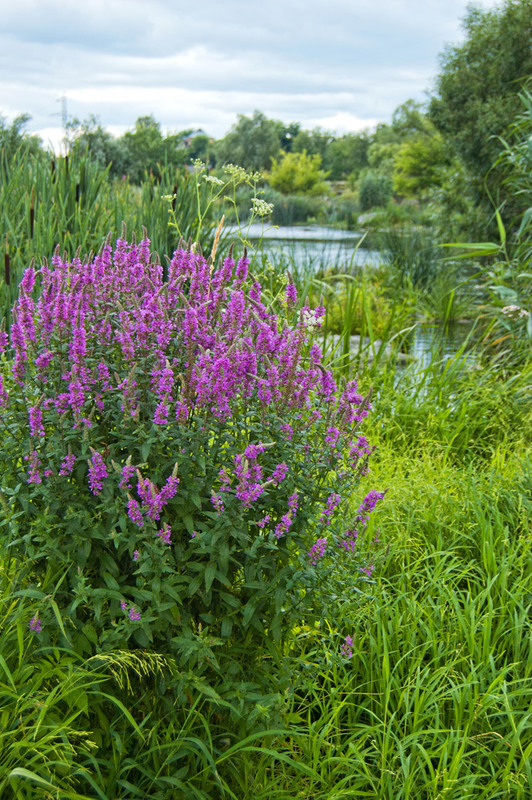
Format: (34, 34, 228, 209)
(228, 223, 475, 367)
(409, 321, 475, 370)
(227, 222, 381, 272)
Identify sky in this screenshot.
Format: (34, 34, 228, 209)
(1, 0, 501, 149)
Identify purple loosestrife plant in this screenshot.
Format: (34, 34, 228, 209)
(0, 236, 381, 691)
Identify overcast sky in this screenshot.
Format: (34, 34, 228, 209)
(1, 0, 501, 149)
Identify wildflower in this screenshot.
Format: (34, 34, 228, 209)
(0, 375, 7, 407)
(26, 450, 42, 484)
(257, 514, 271, 528)
(211, 492, 224, 515)
(274, 512, 293, 539)
(271, 462, 288, 485)
(28, 614, 42, 633)
(251, 197, 274, 218)
(501, 305, 529, 319)
(359, 564, 375, 578)
(119, 463, 137, 490)
(280, 423, 293, 441)
(127, 495, 144, 527)
(288, 492, 299, 512)
(128, 608, 141, 621)
(153, 400, 169, 425)
(325, 426, 340, 447)
(120, 600, 128, 610)
(319, 493, 342, 524)
(156, 523, 172, 545)
(133, 550, 140, 561)
(341, 635, 354, 659)
(202, 174, 224, 186)
(28, 405, 45, 437)
(88, 451, 108, 495)
(308, 538, 327, 564)
(285, 280, 297, 307)
(355, 490, 386, 525)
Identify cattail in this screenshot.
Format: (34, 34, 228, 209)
(4, 235, 9, 285)
(75, 183, 80, 204)
(29, 187, 35, 239)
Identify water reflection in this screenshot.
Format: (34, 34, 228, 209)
(228, 223, 381, 271)
(408, 322, 475, 370)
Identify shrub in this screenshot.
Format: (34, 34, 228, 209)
(268, 150, 329, 196)
(0, 237, 381, 697)
(359, 170, 393, 211)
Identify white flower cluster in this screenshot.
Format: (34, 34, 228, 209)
(251, 197, 274, 218)
(161, 193, 177, 201)
(224, 164, 262, 184)
(501, 305, 530, 320)
(202, 175, 224, 186)
(302, 309, 324, 329)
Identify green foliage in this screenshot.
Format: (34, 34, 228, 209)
(378, 228, 441, 289)
(67, 115, 129, 177)
(292, 127, 332, 161)
(0, 147, 227, 322)
(326, 132, 370, 181)
(0, 580, 104, 799)
(268, 150, 329, 196)
(359, 169, 393, 211)
(430, 0, 532, 229)
(0, 114, 43, 161)
(260, 188, 325, 225)
(392, 131, 447, 198)
(215, 110, 282, 172)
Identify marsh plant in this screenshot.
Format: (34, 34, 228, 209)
(0, 234, 382, 702)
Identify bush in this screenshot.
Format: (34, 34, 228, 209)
(359, 170, 393, 211)
(268, 150, 329, 196)
(0, 237, 381, 700)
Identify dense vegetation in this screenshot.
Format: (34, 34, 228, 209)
(0, 1, 531, 798)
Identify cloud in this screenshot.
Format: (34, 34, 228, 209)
(1, 0, 502, 145)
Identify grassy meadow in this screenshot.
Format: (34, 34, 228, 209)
(0, 142, 531, 800)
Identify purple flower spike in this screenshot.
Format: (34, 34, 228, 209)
(308, 538, 328, 565)
(341, 635, 354, 659)
(29, 614, 42, 633)
(88, 450, 108, 495)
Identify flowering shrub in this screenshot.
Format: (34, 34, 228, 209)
(0, 235, 382, 688)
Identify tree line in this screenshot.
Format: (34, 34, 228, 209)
(2, 0, 532, 239)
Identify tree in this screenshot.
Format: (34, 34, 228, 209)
(292, 127, 333, 162)
(430, 0, 532, 211)
(392, 130, 448, 198)
(122, 115, 165, 183)
(268, 150, 329, 196)
(0, 114, 43, 159)
(275, 121, 300, 152)
(67, 115, 127, 177)
(326, 133, 370, 180)
(215, 110, 281, 172)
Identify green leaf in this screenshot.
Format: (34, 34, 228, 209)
(140, 439, 153, 461)
(205, 562, 216, 592)
(242, 597, 258, 628)
(495, 209, 506, 246)
(440, 241, 500, 258)
(8, 769, 56, 791)
(183, 514, 195, 534)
